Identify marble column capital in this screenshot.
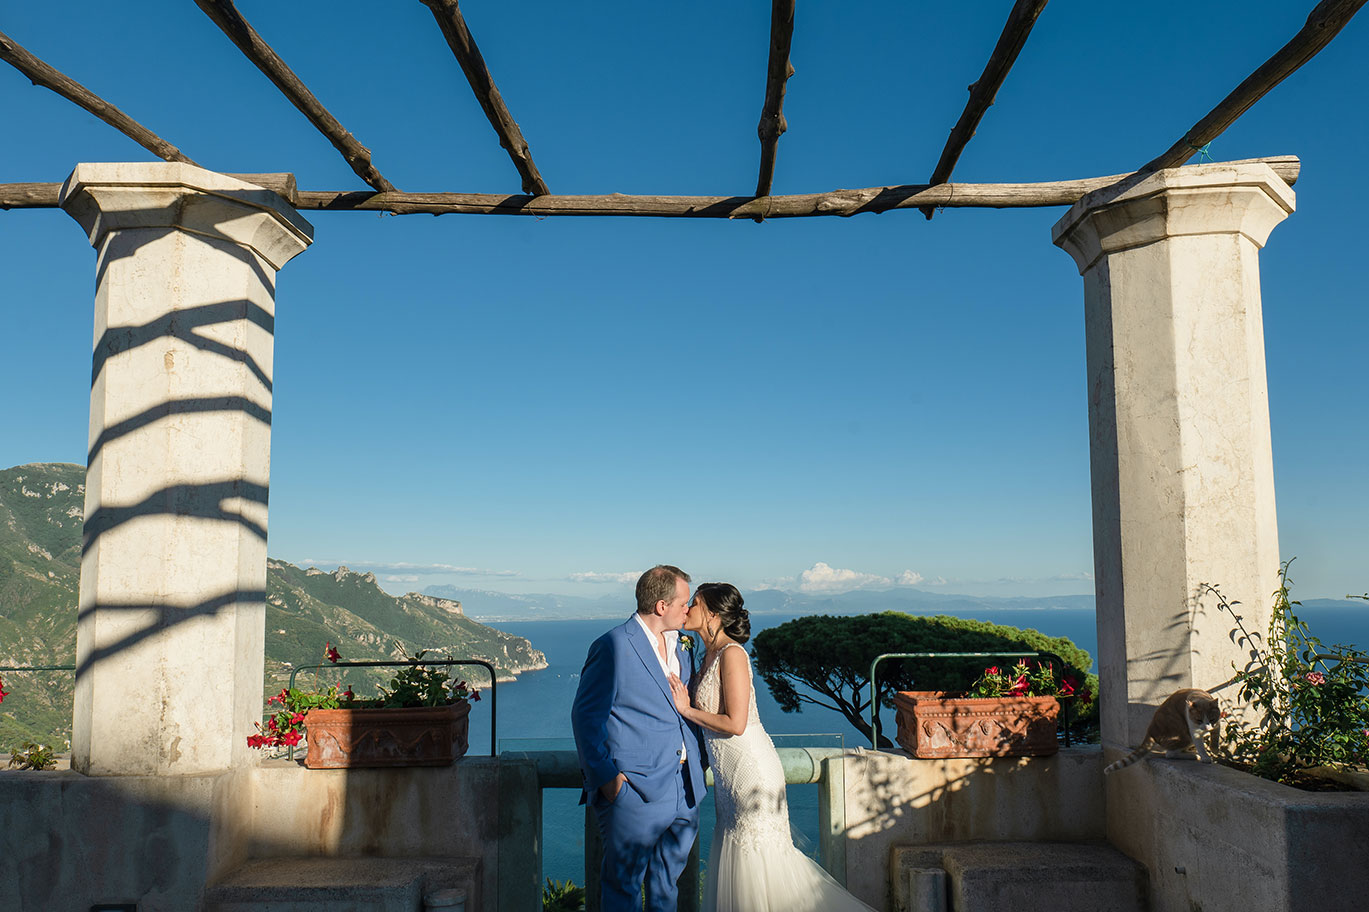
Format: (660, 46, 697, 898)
(1051, 162, 1295, 275)
(59, 162, 313, 269)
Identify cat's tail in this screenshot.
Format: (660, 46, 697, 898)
(1102, 743, 1152, 775)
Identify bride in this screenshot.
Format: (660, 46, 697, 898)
(667, 582, 874, 912)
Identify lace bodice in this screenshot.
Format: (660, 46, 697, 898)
(693, 643, 788, 853)
(693, 643, 762, 725)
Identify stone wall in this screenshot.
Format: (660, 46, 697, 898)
(841, 747, 1108, 909)
(1106, 758, 1369, 912)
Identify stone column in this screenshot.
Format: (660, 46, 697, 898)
(1051, 163, 1292, 751)
(61, 163, 312, 776)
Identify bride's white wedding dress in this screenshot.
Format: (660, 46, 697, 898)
(694, 642, 874, 912)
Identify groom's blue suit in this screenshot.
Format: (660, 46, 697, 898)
(572, 617, 707, 912)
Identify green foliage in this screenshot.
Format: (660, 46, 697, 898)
(8, 739, 57, 770)
(1211, 561, 1369, 784)
(542, 877, 585, 912)
(751, 612, 1098, 747)
(355, 647, 480, 709)
(966, 657, 1093, 703)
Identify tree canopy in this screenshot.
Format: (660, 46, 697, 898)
(750, 612, 1098, 748)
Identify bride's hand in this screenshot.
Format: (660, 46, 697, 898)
(668, 674, 692, 715)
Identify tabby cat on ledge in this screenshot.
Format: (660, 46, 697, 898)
(1103, 688, 1222, 774)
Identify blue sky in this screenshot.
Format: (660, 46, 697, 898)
(1, 2, 1365, 600)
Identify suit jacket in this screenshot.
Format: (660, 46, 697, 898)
(571, 617, 707, 806)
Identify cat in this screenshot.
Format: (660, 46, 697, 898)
(1103, 688, 1222, 774)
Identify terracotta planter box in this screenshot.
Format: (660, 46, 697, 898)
(302, 702, 471, 769)
(892, 691, 1060, 758)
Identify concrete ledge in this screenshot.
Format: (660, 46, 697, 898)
(891, 842, 1146, 912)
(1108, 758, 1369, 912)
(842, 747, 1106, 909)
(206, 856, 476, 912)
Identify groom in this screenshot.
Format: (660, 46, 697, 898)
(571, 564, 707, 912)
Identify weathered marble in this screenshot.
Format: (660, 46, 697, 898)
(1053, 163, 1292, 751)
(60, 163, 312, 776)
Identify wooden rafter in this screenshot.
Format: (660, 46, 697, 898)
(1142, 0, 1366, 172)
(419, 0, 549, 196)
(755, 0, 797, 198)
(0, 157, 1301, 217)
(0, 29, 197, 166)
(192, 0, 396, 193)
(922, 0, 1049, 218)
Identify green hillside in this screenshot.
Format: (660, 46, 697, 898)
(0, 463, 547, 751)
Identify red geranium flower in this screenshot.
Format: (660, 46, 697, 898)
(341, 687, 354, 701)
(325, 642, 341, 663)
(471, 690, 481, 702)
(1009, 675, 1030, 695)
(281, 729, 303, 747)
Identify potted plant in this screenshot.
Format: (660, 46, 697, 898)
(247, 643, 481, 769)
(1209, 561, 1369, 789)
(892, 659, 1090, 758)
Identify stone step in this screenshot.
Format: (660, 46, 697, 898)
(205, 856, 476, 912)
(892, 842, 1147, 912)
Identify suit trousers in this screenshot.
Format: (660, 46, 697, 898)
(594, 763, 699, 912)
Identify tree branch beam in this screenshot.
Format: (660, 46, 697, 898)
(755, 0, 797, 198)
(1141, 0, 1367, 173)
(192, 0, 396, 192)
(923, 0, 1049, 218)
(1, 157, 1300, 215)
(0, 29, 197, 165)
(419, 0, 549, 196)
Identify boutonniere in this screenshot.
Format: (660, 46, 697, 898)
(678, 634, 696, 653)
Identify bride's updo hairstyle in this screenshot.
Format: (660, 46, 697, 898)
(696, 582, 750, 644)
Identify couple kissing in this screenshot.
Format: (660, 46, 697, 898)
(571, 564, 872, 912)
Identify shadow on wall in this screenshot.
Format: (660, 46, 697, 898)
(839, 748, 1106, 909)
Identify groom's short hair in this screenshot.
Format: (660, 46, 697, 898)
(636, 565, 691, 614)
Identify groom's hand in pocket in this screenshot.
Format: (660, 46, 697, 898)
(600, 772, 627, 803)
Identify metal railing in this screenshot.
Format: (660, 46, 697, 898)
(867, 651, 1079, 749)
(285, 657, 497, 758)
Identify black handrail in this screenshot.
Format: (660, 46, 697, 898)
(286, 657, 497, 757)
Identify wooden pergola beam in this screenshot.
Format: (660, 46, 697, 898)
(923, 0, 1049, 218)
(755, 0, 798, 198)
(0, 29, 197, 166)
(0, 157, 1300, 217)
(419, 0, 549, 196)
(192, 0, 396, 193)
(1142, 0, 1366, 172)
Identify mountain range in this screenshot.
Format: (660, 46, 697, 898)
(422, 582, 1099, 622)
(425, 579, 1359, 623)
(0, 463, 546, 751)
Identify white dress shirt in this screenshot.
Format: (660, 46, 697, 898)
(633, 612, 687, 763)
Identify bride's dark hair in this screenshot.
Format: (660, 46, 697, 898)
(696, 582, 749, 644)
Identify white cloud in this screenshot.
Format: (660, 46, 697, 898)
(382, 574, 420, 584)
(799, 562, 892, 594)
(569, 571, 640, 584)
(297, 559, 519, 578)
(1051, 571, 1095, 582)
(897, 570, 924, 586)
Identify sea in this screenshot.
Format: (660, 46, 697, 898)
(463, 605, 1369, 886)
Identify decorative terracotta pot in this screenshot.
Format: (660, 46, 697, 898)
(302, 702, 471, 769)
(892, 691, 1060, 758)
